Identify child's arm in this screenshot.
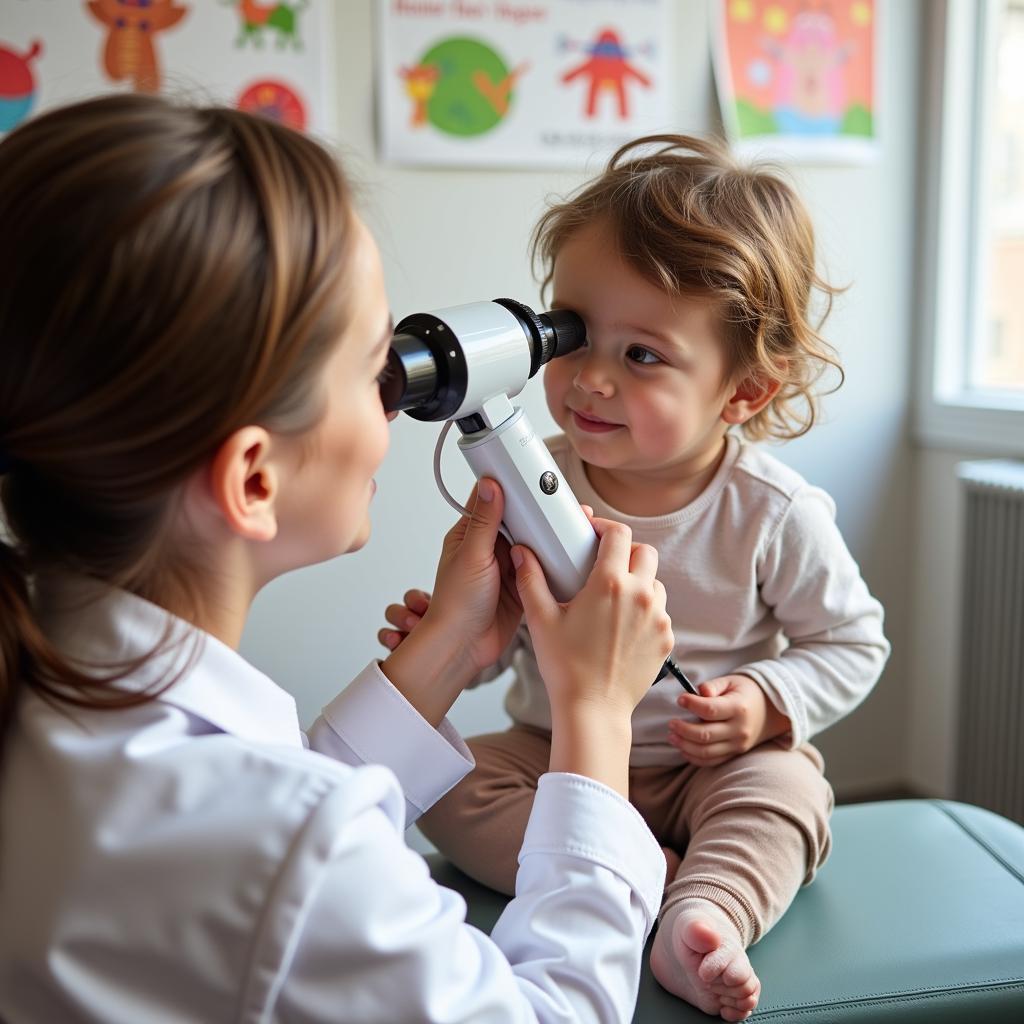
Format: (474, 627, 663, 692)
(734, 486, 889, 746)
(668, 486, 889, 765)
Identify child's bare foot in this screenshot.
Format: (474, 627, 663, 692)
(650, 898, 760, 1022)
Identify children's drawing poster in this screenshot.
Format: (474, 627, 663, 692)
(1, 2, 334, 139)
(377, 0, 673, 169)
(712, 0, 878, 163)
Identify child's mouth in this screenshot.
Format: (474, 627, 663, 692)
(571, 409, 623, 434)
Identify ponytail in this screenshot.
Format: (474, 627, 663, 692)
(0, 533, 185, 763)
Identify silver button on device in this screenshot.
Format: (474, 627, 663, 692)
(540, 471, 558, 495)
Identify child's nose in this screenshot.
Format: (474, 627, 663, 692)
(573, 358, 614, 397)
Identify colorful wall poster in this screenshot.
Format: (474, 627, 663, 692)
(1, 1, 334, 139)
(712, 0, 878, 163)
(377, 0, 674, 169)
(0, 38, 44, 133)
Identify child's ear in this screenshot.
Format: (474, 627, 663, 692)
(721, 373, 783, 426)
(205, 426, 279, 542)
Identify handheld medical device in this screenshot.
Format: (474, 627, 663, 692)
(380, 297, 696, 693)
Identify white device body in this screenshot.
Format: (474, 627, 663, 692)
(426, 302, 532, 421)
(458, 404, 598, 603)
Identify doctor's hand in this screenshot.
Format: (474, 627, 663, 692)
(380, 479, 520, 725)
(512, 519, 674, 795)
(667, 674, 792, 767)
(378, 504, 596, 654)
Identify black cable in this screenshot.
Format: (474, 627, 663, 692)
(656, 656, 699, 694)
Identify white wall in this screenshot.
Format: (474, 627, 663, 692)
(241, 1, 922, 810)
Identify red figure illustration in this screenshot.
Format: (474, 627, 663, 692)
(399, 63, 440, 127)
(561, 28, 651, 119)
(86, 0, 188, 93)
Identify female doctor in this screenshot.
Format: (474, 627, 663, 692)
(0, 95, 673, 1021)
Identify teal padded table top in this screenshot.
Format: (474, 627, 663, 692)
(428, 800, 1024, 1022)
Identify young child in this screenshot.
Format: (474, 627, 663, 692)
(381, 134, 891, 1022)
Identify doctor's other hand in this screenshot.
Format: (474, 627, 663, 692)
(376, 499, 597, 656)
(512, 519, 674, 720)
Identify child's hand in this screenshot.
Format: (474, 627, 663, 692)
(378, 589, 431, 651)
(667, 675, 791, 767)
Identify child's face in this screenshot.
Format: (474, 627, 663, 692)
(544, 220, 735, 480)
(273, 217, 394, 567)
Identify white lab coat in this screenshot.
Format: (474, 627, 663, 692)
(0, 576, 664, 1023)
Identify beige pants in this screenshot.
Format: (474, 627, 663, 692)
(419, 724, 834, 946)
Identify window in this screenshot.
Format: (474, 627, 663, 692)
(972, 0, 1024, 392)
(916, 0, 1024, 453)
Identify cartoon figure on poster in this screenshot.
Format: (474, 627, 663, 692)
(227, 0, 306, 51)
(714, 0, 876, 161)
(85, 0, 188, 93)
(558, 28, 653, 120)
(399, 37, 528, 137)
(0, 39, 42, 133)
(237, 79, 307, 131)
(764, 9, 853, 134)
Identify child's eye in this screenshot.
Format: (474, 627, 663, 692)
(626, 345, 661, 365)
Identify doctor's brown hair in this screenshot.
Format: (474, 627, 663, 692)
(532, 133, 844, 442)
(0, 94, 356, 752)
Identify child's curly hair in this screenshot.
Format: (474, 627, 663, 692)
(531, 134, 844, 441)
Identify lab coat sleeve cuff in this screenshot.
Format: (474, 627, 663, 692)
(307, 661, 474, 826)
(521, 772, 665, 929)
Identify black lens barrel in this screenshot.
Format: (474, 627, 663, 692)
(493, 299, 586, 378)
(379, 332, 437, 413)
(542, 309, 586, 359)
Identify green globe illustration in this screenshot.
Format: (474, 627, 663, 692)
(421, 37, 512, 137)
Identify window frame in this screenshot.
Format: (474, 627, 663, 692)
(915, 0, 1024, 454)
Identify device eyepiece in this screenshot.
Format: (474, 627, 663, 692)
(539, 308, 586, 361)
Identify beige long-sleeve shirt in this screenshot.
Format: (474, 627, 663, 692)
(484, 432, 891, 767)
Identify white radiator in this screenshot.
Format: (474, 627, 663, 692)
(957, 460, 1024, 825)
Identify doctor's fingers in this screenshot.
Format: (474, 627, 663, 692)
(590, 520, 633, 579)
(627, 542, 659, 582)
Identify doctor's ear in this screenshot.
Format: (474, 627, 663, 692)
(202, 426, 280, 542)
(721, 372, 783, 427)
